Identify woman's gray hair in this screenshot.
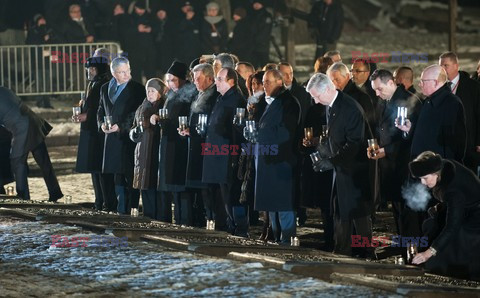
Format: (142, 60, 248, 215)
(192, 63, 214, 80)
(327, 62, 350, 78)
(306, 73, 335, 94)
(110, 57, 130, 73)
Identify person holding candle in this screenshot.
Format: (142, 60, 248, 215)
(0, 87, 63, 201)
(130, 78, 167, 219)
(409, 151, 480, 280)
(253, 69, 301, 245)
(97, 57, 145, 214)
(179, 63, 220, 227)
(202, 67, 247, 236)
(306, 73, 374, 257)
(150, 60, 198, 224)
(369, 69, 421, 235)
(74, 56, 114, 211)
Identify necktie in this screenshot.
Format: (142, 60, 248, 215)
(326, 106, 330, 124)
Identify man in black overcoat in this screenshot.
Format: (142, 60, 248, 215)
(97, 57, 144, 214)
(0, 87, 63, 201)
(0, 127, 13, 194)
(75, 56, 114, 211)
(439, 52, 480, 174)
(369, 69, 421, 235)
(202, 67, 247, 236)
(306, 73, 373, 257)
(253, 69, 301, 244)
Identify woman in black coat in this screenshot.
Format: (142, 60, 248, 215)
(74, 57, 112, 210)
(129, 78, 166, 219)
(410, 151, 480, 280)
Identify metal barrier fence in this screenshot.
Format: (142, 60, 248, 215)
(0, 42, 122, 96)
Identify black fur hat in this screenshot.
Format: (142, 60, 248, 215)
(167, 60, 188, 80)
(409, 151, 443, 178)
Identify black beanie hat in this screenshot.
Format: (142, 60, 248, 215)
(167, 60, 188, 80)
(85, 56, 109, 74)
(409, 151, 443, 178)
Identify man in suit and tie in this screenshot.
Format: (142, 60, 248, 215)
(253, 69, 301, 244)
(97, 57, 145, 214)
(306, 73, 374, 257)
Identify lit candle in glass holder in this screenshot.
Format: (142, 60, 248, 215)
(178, 116, 188, 131)
(159, 108, 169, 120)
(367, 138, 379, 157)
(310, 151, 321, 163)
(321, 125, 328, 138)
(304, 127, 313, 140)
(72, 106, 81, 122)
(246, 120, 255, 133)
(236, 108, 245, 125)
(397, 107, 408, 126)
(6, 186, 15, 196)
(197, 114, 207, 132)
(104, 116, 113, 130)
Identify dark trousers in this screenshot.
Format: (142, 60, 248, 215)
(333, 207, 373, 257)
(314, 40, 337, 62)
(219, 182, 249, 235)
(141, 188, 157, 219)
(202, 185, 227, 229)
(172, 191, 193, 226)
(92, 173, 115, 210)
(156, 191, 172, 222)
(269, 211, 296, 244)
(251, 51, 269, 70)
(11, 141, 62, 200)
(114, 173, 139, 214)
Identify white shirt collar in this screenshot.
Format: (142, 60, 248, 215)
(265, 95, 275, 105)
(450, 73, 460, 86)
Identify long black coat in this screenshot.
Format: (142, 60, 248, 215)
(328, 91, 373, 220)
(307, 0, 343, 43)
(411, 84, 467, 162)
(454, 71, 480, 171)
(97, 80, 145, 174)
(375, 86, 421, 202)
(344, 80, 375, 138)
(202, 87, 245, 184)
(228, 18, 253, 62)
(186, 84, 218, 188)
(250, 8, 273, 54)
(60, 18, 95, 43)
(426, 159, 480, 280)
(0, 87, 52, 159)
(157, 83, 197, 192)
(132, 99, 162, 190)
(200, 16, 228, 54)
(75, 74, 109, 173)
(255, 89, 301, 212)
(290, 78, 312, 127)
(0, 126, 13, 185)
(300, 103, 332, 209)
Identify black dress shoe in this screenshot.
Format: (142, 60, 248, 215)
(48, 192, 64, 202)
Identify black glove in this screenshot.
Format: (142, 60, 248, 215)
(312, 158, 334, 172)
(129, 127, 142, 143)
(316, 139, 333, 159)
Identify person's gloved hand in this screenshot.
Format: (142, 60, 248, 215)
(312, 158, 334, 172)
(316, 140, 333, 159)
(129, 127, 142, 143)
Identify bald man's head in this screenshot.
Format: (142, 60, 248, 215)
(419, 65, 447, 96)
